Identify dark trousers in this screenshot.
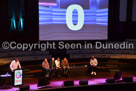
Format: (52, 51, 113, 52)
(42, 68, 52, 75)
(50, 68, 56, 76)
(55, 68, 62, 77)
(88, 65, 97, 73)
(11, 72, 14, 86)
(63, 68, 69, 74)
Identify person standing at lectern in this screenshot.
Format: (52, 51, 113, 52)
(90, 56, 98, 75)
(10, 58, 22, 85)
(10, 58, 21, 72)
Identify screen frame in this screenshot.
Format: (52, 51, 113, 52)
(38, 0, 110, 41)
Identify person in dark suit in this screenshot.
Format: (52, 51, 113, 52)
(50, 57, 56, 69)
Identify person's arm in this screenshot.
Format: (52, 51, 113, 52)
(55, 60, 58, 69)
(61, 60, 64, 68)
(59, 61, 62, 69)
(90, 59, 93, 65)
(10, 61, 14, 72)
(47, 62, 50, 69)
(95, 59, 98, 66)
(67, 61, 70, 68)
(50, 61, 52, 68)
(42, 62, 45, 68)
(18, 61, 21, 69)
(54, 61, 56, 69)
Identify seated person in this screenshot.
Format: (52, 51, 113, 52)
(42, 59, 52, 77)
(55, 57, 62, 77)
(50, 57, 56, 76)
(61, 58, 70, 76)
(89, 56, 98, 75)
(50, 57, 56, 69)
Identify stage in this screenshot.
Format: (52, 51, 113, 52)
(0, 0, 136, 91)
(0, 71, 136, 91)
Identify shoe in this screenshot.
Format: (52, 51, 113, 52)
(94, 72, 96, 75)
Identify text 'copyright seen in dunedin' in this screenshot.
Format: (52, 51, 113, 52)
(2, 41, 135, 51)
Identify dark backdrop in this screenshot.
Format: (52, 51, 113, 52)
(0, 0, 38, 44)
(0, 0, 136, 44)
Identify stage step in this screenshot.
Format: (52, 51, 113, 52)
(106, 65, 118, 67)
(23, 74, 35, 78)
(23, 69, 30, 72)
(108, 60, 119, 62)
(108, 69, 120, 72)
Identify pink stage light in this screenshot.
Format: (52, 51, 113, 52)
(39, 2, 57, 6)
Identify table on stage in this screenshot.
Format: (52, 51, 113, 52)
(0, 73, 12, 88)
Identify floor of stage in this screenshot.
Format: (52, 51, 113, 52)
(1, 72, 136, 91)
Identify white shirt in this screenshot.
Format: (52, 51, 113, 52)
(90, 58, 98, 66)
(10, 60, 21, 72)
(55, 60, 60, 68)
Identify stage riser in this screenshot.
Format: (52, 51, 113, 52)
(36, 82, 136, 91)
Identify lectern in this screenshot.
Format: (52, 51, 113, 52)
(14, 69, 23, 86)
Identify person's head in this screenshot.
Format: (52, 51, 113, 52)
(57, 57, 60, 61)
(63, 58, 67, 62)
(44, 59, 48, 63)
(52, 57, 55, 61)
(91, 56, 95, 60)
(15, 58, 19, 62)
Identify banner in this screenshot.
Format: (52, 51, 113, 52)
(14, 69, 23, 86)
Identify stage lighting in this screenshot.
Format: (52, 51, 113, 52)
(114, 72, 122, 80)
(19, 85, 29, 91)
(79, 80, 88, 85)
(123, 77, 133, 82)
(63, 81, 74, 86)
(37, 77, 51, 87)
(106, 79, 115, 83)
